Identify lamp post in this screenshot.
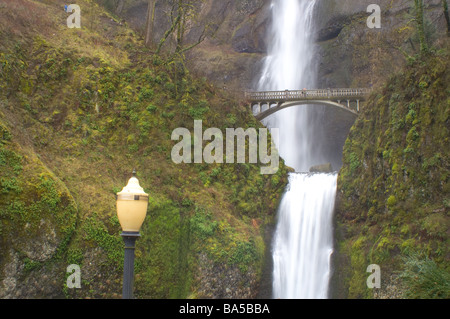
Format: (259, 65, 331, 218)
(116, 169, 149, 299)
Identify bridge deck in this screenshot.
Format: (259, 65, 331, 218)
(245, 88, 372, 120)
(245, 88, 371, 102)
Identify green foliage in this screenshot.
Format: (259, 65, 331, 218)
(82, 214, 123, 266)
(0, 0, 289, 298)
(349, 152, 360, 173)
(37, 176, 61, 210)
(336, 51, 449, 298)
(136, 198, 190, 298)
(188, 102, 209, 119)
(420, 213, 447, 238)
(0, 147, 23, 173)
(146, 104, 157, 113)
(386, 195, 397, 207)
(229, 240, 259, 272)
(190, 209, 218, 240)
(138, 87, 154, 101)
(345, 236, 370, 298)
(0, 123, 12, 142)
(400, 254, 450, 299)
(23, 258, 42, 273)
(0, 123, 78, 285)
(0, 177, 22, 194)
(66, 248, 84, 266)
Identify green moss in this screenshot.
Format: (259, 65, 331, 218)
(421, 213, 447, 239)
(336, 50, 450, 299)
(190, 209, 219, 240)
(135, 198, 187, 298)
(347, 236, 370, 299)
(348, 152, 360, 174)
(0, 0, 289, 298)
(23, 257, 43, 273)
(82, 213, 123, 265)
(386, 195, 397, 207)
(229, 240, 259, 272)
(0, 122, 78, 292)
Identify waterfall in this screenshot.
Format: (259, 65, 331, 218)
(258, 0, 319, 172)
(272, 173, 336, 299)
(257, 0, 337, 298)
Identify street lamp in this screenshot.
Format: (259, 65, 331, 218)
(116, 169, 149, 299)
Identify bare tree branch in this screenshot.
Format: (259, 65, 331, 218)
(148, 0, 209, 58)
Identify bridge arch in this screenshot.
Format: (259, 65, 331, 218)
(253, 100, 359, 121)
(246, 88, 371, 121)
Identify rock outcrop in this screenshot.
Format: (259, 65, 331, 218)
(123, 0, 447, 92)
(310, 163, 333, 173)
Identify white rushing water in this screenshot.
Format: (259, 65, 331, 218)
(272, 173, 336, 299)
(258, 0, 318, 172)
(256, 0, 338, 298)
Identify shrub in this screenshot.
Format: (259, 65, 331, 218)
(387, 195, 397, 207)
(400, 254, 450, 299)
(190, 210, 218, 240)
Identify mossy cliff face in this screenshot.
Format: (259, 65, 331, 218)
(318, 0, 450, 299)
(0, 120, 78, 298)
(0, 0, 288, 298)
(333, 50, 450, 299)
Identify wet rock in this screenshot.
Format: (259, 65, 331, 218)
(310, 163, 333, 173)
(195, 253, 258, 299)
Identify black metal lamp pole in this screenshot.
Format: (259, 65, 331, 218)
(121, 231, 141, 299)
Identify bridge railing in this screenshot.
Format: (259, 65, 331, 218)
(245, 88, 371, 101)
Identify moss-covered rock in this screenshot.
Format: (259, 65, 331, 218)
(0, 0, 288, 298)
(333, 49, 450, 299)
(0, 119, 78, 298)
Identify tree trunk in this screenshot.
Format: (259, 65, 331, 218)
(443, 0, 450, 35)
(176, 0, 185, 53)
(115, 0, 125, 15)
(414, 0, 428, 54)
(145, 0, 156, 47)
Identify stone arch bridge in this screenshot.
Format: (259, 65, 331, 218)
(245, 88, 371, 120)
